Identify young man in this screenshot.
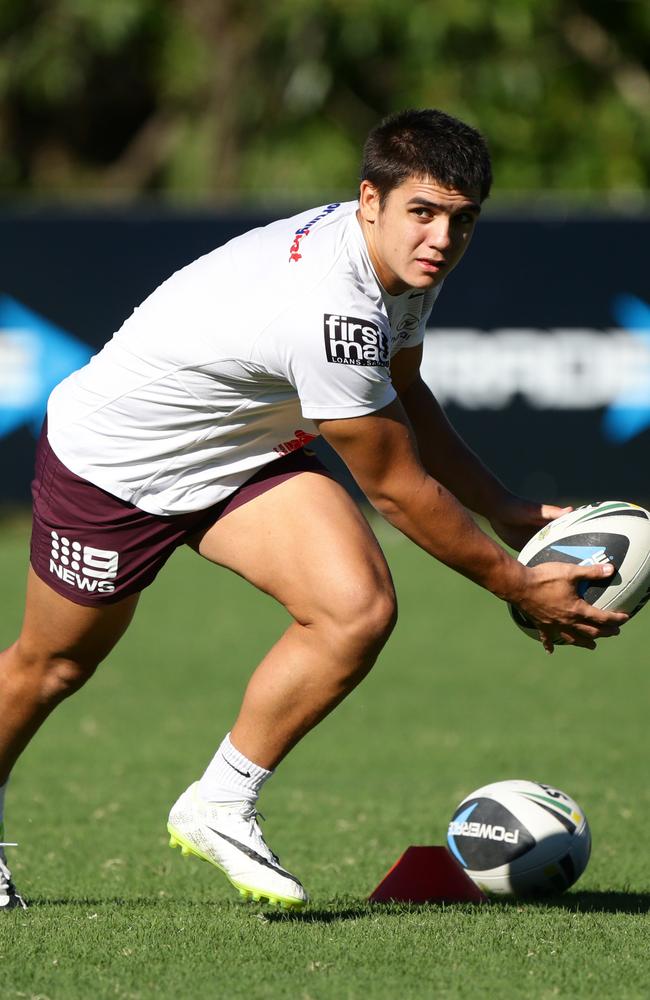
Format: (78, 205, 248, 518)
(0, 109, 625, 911)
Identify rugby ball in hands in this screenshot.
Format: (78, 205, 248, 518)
(509, 500, 650, 641)
(447, 779, 591, 896)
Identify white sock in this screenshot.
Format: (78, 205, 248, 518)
(198, 733, 273, 804)
(0, 782, 7, 839)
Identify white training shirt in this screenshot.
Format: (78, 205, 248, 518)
(47, 201, 441, 515)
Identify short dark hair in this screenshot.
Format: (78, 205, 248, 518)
(361, 108, 492, 205)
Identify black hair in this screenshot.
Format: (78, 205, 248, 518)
(361, 108, 492, 204)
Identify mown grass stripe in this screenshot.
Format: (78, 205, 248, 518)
(2, 518, 650, 999)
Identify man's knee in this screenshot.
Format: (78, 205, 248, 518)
(11, 642, 98, 703)
(328, 579, 398, 655)
(362, 585, 398, 647)
(43, 656, 98, 701)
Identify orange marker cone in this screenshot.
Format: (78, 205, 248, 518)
(369, 846, 487, 904)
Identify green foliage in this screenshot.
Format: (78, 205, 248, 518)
(0, 0, 648, 200)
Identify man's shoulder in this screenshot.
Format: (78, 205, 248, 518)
(282, 200, 354, 264)
(211, 200, 356, 296)
(257, 200, 383, 314)
(230, 200, 354, 258)
(281, 202, 383, 311)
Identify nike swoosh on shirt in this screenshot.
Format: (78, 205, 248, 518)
(205, 827, 303, 886)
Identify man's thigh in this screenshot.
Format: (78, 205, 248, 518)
(17, 567, 139, 666)
(189, 472, 394, 624)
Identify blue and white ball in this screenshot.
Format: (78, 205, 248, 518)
(447, 779, 591, 896)
(509, 500, 650, 641)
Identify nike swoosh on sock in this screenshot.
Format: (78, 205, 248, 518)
(223, 758, 251, 778)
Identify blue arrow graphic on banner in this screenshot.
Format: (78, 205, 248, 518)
(0, 295, 93, 439)
(550, 545, 606, 563)
(602, 294, 650, 443)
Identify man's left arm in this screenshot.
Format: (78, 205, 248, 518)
(391, 344, 570, 550)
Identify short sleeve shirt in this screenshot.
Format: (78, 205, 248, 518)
(47, 202, 441, 514)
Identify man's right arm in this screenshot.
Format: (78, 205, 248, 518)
(317, 400, 627, 651)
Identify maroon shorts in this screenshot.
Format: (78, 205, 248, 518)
(30, 426, 329, 607)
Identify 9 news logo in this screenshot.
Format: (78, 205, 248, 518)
(49, 531, 119, 594)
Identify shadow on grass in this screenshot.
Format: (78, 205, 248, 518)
(28, 898, 461, 921)
(266, 905, 373, 924)
(26, 890, 650, 918)
(269, 891, 650, 922)
(265, 900, 483, 923)
(26, 897, 228, 909)
(492, 890, 650, 915)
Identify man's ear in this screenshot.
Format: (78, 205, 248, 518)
(358, 180, 382, 223)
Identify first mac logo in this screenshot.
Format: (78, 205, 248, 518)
(324, 314, 389, 367)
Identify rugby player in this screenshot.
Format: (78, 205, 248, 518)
(0, 109, 626, 910)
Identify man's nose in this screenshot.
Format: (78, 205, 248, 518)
(428, 218, 452, 250)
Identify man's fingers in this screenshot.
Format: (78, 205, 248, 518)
(569, 623, 600, 639)
(538, 618, 620, 651)
(522, 502, 572, 529)
(539, 504, 573, 523)
(570, 622, 621, 639)
(525, 559, 629, 650)
(577, 602, 629, 626)
(541, 629, 596, 650)
(554, 627, 597, 649)
(570, 562, 630, 624)
(561, 634, 597, 650)
(537, 628, 554, 654)
(572, 560, 615, 581)
(589, 625, 621, 638)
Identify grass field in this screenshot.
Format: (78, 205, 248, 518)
(1, 510, 649, 999)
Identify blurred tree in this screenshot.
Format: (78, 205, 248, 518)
(0, 0, 648, 200)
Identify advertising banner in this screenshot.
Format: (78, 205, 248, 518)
(1, 208, 648, 505)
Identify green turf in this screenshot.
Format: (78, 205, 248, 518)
(1, 512, 649, 999)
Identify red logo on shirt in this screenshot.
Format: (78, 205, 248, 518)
(289, 229, 309, 263)
(287, 203, 341, 262)
(274, 430, 317, 455)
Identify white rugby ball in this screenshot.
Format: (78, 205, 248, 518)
(447, 779, 591, 896)
(509, 500, 650, 641)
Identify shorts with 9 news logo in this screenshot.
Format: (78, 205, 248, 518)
(30, 423, 329, 607)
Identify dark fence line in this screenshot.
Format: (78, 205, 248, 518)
(1, 208, 648, 506)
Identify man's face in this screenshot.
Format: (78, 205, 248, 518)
(357, 176, 481, 295)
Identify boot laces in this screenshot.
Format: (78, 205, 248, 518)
(238, 803, 280, 865)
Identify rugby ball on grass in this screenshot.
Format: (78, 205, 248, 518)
(447, 779, 591, 897)
(509, 500, 650, 641)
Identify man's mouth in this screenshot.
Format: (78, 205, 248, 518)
(416, 258, 446, 273)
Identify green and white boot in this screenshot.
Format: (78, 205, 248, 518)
(0, 826, 27, 911)
(168, 783, 308, 909)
